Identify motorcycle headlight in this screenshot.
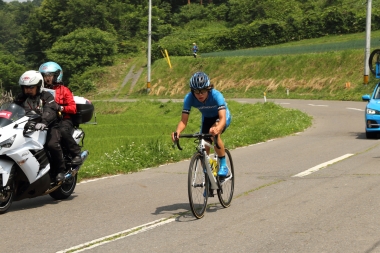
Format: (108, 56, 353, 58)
(0, 135, 16, 150)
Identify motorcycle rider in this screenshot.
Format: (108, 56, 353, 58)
(39, 61, 83, 165)
(14, 70, 67, 182)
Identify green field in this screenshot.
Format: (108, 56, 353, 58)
(78, 100, 312, 181)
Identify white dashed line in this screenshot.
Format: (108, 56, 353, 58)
(346, 107, 364, 111)
(292, 154, 354, 178)
(308, 104, 328, 107)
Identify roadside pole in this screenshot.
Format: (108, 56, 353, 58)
(364, 0, 372, 85)
(147, 0, 152, 93)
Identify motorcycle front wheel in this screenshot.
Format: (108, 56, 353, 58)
(49, 174, 77, 200)
(0, 179, 14, 214)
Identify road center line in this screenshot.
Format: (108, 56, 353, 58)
(308, 104, 328, 107)
(292, 153, 354, 178)
(57, 218, 175, 253)
(346, 107, 364, 111)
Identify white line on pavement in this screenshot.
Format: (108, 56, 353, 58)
(308, 104, 328, 107)
(57, 218, 175, 253)
(292, 153, 354, 178)
(78, 175, 120, 185)
(346, 107, 364, 111)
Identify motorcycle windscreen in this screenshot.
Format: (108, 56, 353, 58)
(0, 103, 26, 127)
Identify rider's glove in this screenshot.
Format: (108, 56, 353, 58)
(35, 123, 47, 130)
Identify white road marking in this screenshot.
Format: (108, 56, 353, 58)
(78, 175, 120, 185)
(57, 218, 175, 253)
(292, 153, 354, 178)
(308, 104, 328, 107)
(346, 107, 364, 111)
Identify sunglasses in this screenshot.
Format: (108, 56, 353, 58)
(193, 89, 208, 95)
(23, 85, 37, 89)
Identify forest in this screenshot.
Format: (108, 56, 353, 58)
(1, 0, 380, 94)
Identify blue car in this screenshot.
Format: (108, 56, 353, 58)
(362, 82, 380, 138)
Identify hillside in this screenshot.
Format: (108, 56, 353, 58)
(84, 31, 380, 102)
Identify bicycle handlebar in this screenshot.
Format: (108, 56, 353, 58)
(173, 132, 220, 150)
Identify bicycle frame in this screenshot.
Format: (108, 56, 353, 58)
(199, 138, 219, 190)
(175, 133, 233, 190)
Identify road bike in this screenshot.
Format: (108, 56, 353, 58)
(174, 132, 234, 219)
(369, 49, 380, 78)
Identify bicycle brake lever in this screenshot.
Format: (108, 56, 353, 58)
(174, 132, 183, 150)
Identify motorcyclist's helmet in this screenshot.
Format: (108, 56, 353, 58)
(189, 72, 210, 90)
(19, 70, 44, 94)
(39, 61, 63, 84)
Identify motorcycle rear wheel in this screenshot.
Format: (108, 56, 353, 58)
(49, 174, 77, 200)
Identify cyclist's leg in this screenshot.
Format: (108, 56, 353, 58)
(213, 120, 230, 176)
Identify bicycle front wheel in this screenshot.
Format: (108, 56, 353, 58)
(217, 148, 234, 208)
(188, 153, 208, 219)
(369, 49, 380, 75)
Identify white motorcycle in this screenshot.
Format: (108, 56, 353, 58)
(0, 97, 94, 214)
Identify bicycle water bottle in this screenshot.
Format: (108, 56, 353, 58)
(209, 156, 218, 176)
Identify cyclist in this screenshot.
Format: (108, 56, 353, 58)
(39, 61, 83, 165)
(171, 71, 231, 177)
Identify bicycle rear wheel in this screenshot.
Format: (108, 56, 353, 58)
(369, 49, 380, 76)
(188, 153, 208, 219)
(217, 149, 234, 208)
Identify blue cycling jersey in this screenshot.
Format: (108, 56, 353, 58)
(182, 89, 231, 127)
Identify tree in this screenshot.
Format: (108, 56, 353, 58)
(46, 28, 117, 84)
(0, 52, 25, 94)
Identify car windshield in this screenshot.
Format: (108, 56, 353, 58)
(0, 103, 25, 127)
(374, 86, 380, 99)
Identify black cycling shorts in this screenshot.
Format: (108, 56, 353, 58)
(201, 116, 225, 142)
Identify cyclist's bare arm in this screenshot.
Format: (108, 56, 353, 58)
(172, 113, 189, 142)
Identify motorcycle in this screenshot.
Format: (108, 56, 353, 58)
(0, 96, 94, 214)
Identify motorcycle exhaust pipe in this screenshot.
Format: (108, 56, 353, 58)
(65, 150, 89, 180)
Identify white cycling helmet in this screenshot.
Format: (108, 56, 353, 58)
(19, 70, 44, 93)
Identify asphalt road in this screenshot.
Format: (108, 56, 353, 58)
(3, 99, 380, 253)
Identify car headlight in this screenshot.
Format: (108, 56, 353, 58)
(367, 108, 378, 114)
(0, 135, 16, 150)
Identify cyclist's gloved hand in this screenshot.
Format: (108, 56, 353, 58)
(35, 123, 47, 130)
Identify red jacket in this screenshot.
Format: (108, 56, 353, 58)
(53, 85, 76, 118)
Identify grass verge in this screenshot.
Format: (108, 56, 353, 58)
(78, 100, 312, 182)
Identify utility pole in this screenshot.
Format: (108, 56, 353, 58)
(364, 0, 372, 85)
(147, 0, 152, 93)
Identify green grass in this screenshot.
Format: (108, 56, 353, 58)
(83, 30, 380, 102)
(78, 100, 312, 181)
